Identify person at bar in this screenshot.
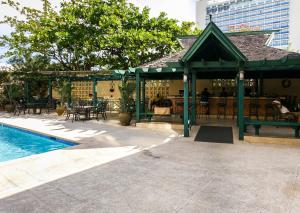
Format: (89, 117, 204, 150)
(200, 88, 210, 104)
(200, 88, 210, 117)
(272, 97, 298, 122)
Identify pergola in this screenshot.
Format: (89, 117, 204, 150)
(23, 70, 135, 107)
(131, 21, 300, 139)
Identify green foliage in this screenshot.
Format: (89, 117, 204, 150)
(0, 72, 9, 85)
(54, 79, 71, 106)
(0, 72, 23, 105)
(0, 0, 202, 72)
(3, 83, 24, 104)
(118, 75, 135, 113)
(0, 93, 7, 107)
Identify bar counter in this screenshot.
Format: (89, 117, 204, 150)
(167, 96, 274, 116)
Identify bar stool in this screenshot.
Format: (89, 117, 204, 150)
(199, 101, 209, 120)
(217, 97, 227, 119)
(232, 100, 237, 120)
(291, 96, 297, 111)
(264, 102, 275, 121)
(249, 97, 260, 120)
(175, 101, 184, 117)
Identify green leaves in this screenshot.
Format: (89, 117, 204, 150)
(0, 0, 202, 73)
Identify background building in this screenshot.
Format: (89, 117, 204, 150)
(196, 0, 300, 52)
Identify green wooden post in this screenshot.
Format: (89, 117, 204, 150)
(136, 71, 141, 122)
(183, 67, 190, 137)
(67, 80, 72, 106)
(238, 70, 245, 140)
(48, 79, 52, 103)
(93, 79, 97, 106)
(236, 75, 239, 126)
(142, 79, 146, 113)
(24, 81, 29, 104)
(191, 71, 196, 125)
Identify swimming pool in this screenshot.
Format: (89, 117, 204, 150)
(0, 124, 76, 162)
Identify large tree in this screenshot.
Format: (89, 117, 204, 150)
(0, 0, 201, 71)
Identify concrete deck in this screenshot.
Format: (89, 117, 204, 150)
(0, 113, 179, 200)
(0, 114, 300, 212)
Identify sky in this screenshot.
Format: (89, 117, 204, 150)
(0, 0, 196, 64)
(128, 0, 196, 21)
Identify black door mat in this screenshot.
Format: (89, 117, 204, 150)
(194, 126, 233, 144)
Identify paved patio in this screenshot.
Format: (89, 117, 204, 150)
(0, 114, 179, 200)
(0, 114, 300, 212)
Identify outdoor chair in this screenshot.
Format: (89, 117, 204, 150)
(92, 101, 108, 121)
(248, 97, 260, 120)
(73, 106, 88, 121)
(46, 99, 57, 114)
(13, 100, 27, 116)
(65, 103, 76, 122)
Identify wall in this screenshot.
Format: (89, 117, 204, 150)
(289, 0, 300, 52)
(51, 80, 122, 100)
(52, 89, 59, 99)
(196, 0, 208, 29)
(263, 79, 300, 97)
(97, 81, 121, 99)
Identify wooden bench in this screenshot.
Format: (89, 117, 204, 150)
(244, 118, 300, 138)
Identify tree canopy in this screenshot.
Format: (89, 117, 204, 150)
(0, 0, 201, 72)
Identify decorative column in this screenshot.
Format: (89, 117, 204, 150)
(236, 74, 239, 126)
(238, 70, 245, 140)
(67, 79, 72, 106)
(183, 67, 190, 137)
(191, 71, 197, 125)
(141, 78, 146, 113)
(93, 78, 97, 106)
(24, 80, 29, 104)
(135, 70, 141, 122)
(48, 79, 52, 103)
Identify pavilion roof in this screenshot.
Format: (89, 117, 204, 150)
(140, 32, 300, 68)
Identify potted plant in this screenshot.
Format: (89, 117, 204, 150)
(3, 83, 23, 112)
(118, 75, 135, 126)
(55, 79, 72, 116)
(0, 93, 8, 111)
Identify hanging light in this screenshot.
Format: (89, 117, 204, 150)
(239, 71, 244, 80)
(109, 81, 115, 93)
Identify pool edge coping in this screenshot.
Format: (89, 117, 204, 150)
(0, 121, 80, 147)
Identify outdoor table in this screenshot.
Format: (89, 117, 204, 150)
(75, 106, 94, 120)
(27, 103, 44, 114)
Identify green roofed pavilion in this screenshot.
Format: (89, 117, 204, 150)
(132, 21, 300, 139)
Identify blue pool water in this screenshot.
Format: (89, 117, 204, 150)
(0, 124, 76, 162)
